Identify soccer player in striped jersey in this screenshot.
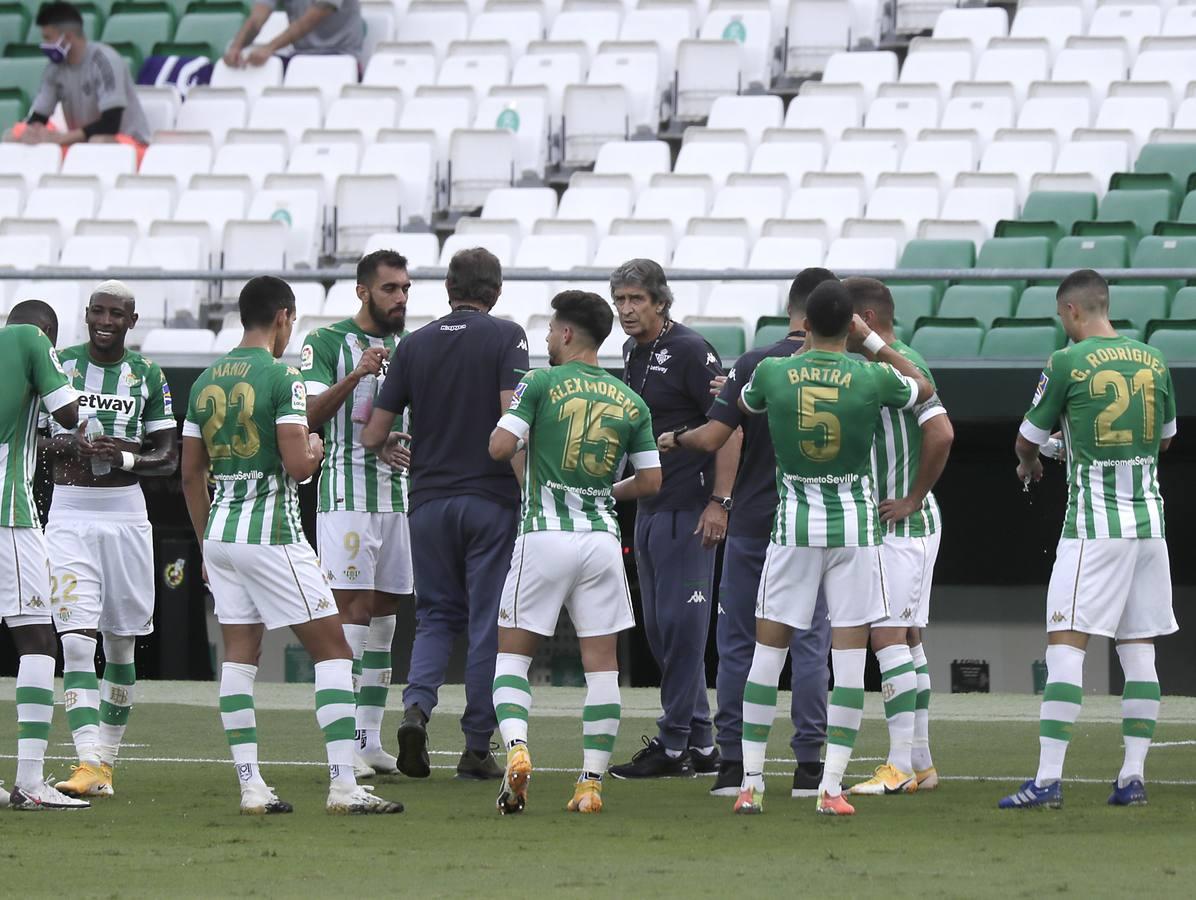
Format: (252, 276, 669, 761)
(844, 278, 954, 798)
(731, 280, 934, 816)
(0, 300, 88, 811)
(1000, 269, 1178, 811)
(301, 250, 412, 778)
(42, 282, 179, 800)
(488, 291, 661, 815)
(182, 276, 402, 816)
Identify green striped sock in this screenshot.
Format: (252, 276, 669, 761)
(911, 642, 933, 771)
(220, 661, 265, 788)
(822, 648, 867, 796)
(742, 643, 787, 790)
(494, 653, 533, 749)
(877, 644, 917, 774)
(582, 671, 620, 775)
(315, 658, 357, 786)
(358, 616, 396, 744)
(61, 633, 101, 765)
(15, 654, 55, 789)
(1036, 644, 1084, 786)
(1118, 643, 1161, 785)
(97, 660, 135, 766)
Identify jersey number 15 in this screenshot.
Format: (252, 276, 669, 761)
(559, 397, 623, 477)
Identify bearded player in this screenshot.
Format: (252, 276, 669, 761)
(302, 250, 413, 777)
(44, 281, 178, 800)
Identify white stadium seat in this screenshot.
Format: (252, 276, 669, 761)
(594, 141, 672, 195)
(23, 187, 98, 235)
(701, 9, 773, 89)
(140, 327, 216, 355)
(593, 234, 672, 268)
(0, 144, 61, 191)
(209, 57, 284, 101)
(588, 49, 660, 136)
(786, 187, 863, 241)
(783, 96, 861, 141)
(1009, 5, 1083, 60)
(938, 186, 1017, 235)
(747, 236, 826, 270)
(822, 50, 898, 103)
(1054, 141, 1130, 195)
(175, 92, 248, 145)
(482, 188, 559, 235)
(974, 47, 1049, 105)
(1089, 5, 1161, 58)
(60, 144, 137, 189)
(824, 237, 898, 270)
(1052, 49, 1126, 104)
(707, 95, 783, 150)
(283, 54, 359, 108)
(673, 142, 749, 189)
(710, 186, 785, 240)
(672, 234, 747, 270)
(439, 232, 513, 266)
(556, 186, 634, 238)
(247, 93, 324, 150)
(633, 187, 709, 241)
(750, 142, 825, 189)
(1016, 97, 1092, 144)
(95, 187, 175, 235)
(864, 97, 941, 142)
(174, 189, 249, 246)
(899, 50, 972, 101)
(932, 7, 1009, 57)
(212, 144, 288, 191)
(513, 234, 590, 270)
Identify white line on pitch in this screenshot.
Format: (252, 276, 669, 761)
(1152, 740, 1196, 748)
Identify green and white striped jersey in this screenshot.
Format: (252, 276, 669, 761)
(0, 324, 75, 527)
(50, 345, 175, 441)
(301, 320, 408, 514)
(1022, 337, 1176, 540)
(742, 349, 918, 548)
(871, 341, 945, 538)
(498, 361, 658, 536)
(183, 347, 309, 545)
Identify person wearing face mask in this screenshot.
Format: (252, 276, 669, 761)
(2, 2, 151, 156)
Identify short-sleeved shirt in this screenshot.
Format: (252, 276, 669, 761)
(0, 325, 76, 527)
(1020, 336, 1176, 540)
(301, 319, 407, 514)
(742, 349, 918, 548)
(182, 347, 309, 545)
(50, 345, 174, 443)
(375, 307, 530, 511)
(497, 360, 659, 537)
(871, 340, 947, 538)
(621, 321, 723, 514)
(707, 333, 804, 540)
(30, 43, 150, 144)
(255, 0, 365, 62)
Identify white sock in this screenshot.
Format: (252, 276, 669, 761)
(219, 661, 266, 789)
(493, 652, 533, 749)
(358, 615, 395, 751)
(342, 623, 368, 694)
(61, 633, 101, 765)
(16, 653, 55, 790)
(97, 633, 136, 765)
(315, 658, 358, 788)
(1035, 644, 1085, 787)
(821, 648, 867, 798)
(876, 643, 917, 774)
(1116, 643, 1160, 787)
(910, 642, 933, 771)
(581, 670, 621, 776)
(742, 643, 787, 792)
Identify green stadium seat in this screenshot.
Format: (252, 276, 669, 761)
(101, 10, 174, 58)
(151, 40, 211, 56)
(0, 5, 30, 56)
(980, 321, 1063, 359)
(1147, 326, 1196, 361)
(108, 40, 144, 71)
(1155, 191, 1196, 234)
(1131, 236, 1196, 296)
(1170, 287, 1196, 320)
(1050, 236, 1130, 276)
(997, 192, 1097, 244)
(173, 10, 242, 58)
(909, 319, 985, 360)
(2, 42, 42, 56)
(1016, 286, 1058, 319)
(1134, 144, 1196, 196)
(1110, 320, 1144, 343)
(937, 285, 1016, 329)
(691, 323, 745, 359)
(895, 239, 975, 304)
(753, 323, 789, 348)
(0, 57, 47, 112)
(893, 323, 911, 344)
(889, 285, 937, 324)
(1073, 189, 1175, 244)
(974, 237, 1052, 292)
(0, 88, 22, 132)
(186, 0, 251, 13)
(1107, 285, 1170, 333)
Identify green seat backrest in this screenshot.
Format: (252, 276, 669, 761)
(1131, 235, 1196, 295)
(937, 285, 1016, 329)
(889, 284, 937, 324)
(173, 11, 242, 57)
(1147, 328, 1196, 361)
(0, 5, 30, 56)
(910, 322, 985, 359)
(101, 11, 175, 55)
(1017, 285, 1058, 319)
(1050, 236, 1130, 273)
(1089, 189, 1175, 241)
(1135, 144, 1196, 196)
(896, 239, 975, 303)
(1177, 192, 1196, 223)
(974, 237, 1052, 292)
(994, 219, 1064, 244)
(0, 57, 47, 111)
(1108, 285, 1170, 332)
(753, 323, 789, 348)
(981, 325, 1062, 359)
(1110, 320, 1144, 343)
(691, 324, 745, 359)
(0, 91, 22, 131)
(1020, 191, 1097, 235)
(1171, 287, 1196, 319)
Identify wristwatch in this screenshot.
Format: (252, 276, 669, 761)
(710, 495, 733, 511)
(671, 425, 690, 445)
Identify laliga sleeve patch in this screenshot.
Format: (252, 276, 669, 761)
(161, 381, 173, 416)
(509, 381, 528, 409)
(1031, 372, 1048, 407)
(291, 380, 307, 412)
(300, 343, 314, 371)
(49, 347, 65, 375)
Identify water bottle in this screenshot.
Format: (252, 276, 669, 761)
(351, 374, 376, 424)
(85, 417, 110, 476)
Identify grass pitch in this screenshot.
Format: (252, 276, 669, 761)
(1, 684, 1194, 898)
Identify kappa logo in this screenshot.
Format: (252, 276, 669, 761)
(727, 368, 736, 381)
(517, 338, 528, 351)
(498, 608, 512, 622)
(717, 603, 725, 615)
(900, 607, 914, 620)
(706, 352, 717, 366)
(315, 598, 331, 612)
(27, 596, 44, 609)
(687, 590, 706, 604)
(1050, 611, 1067, 624)
(655, 348, 671, 366)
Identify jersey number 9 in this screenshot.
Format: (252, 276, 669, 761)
(197, 383, 262, 460)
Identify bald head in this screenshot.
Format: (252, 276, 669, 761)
(1057, 268, 1109, 315)
(8, 299, 59, 343)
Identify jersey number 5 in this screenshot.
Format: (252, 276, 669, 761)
(798, 386, 841, 461)
(1091, 369, 1156, 446)
(197, 382, 262, 459)
(559, 397, 623, 477)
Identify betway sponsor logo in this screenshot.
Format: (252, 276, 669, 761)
(79, 392, 136, 416)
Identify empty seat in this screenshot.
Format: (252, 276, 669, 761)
(910, 320, 984, 358)
(786, 0, 852, 76)
(1148, 326, 1196, 360)
(512, 235, 590, 270)
(209, 57, 285, 101)
(1079, 189, 1175, 243)
(938, 187, 1018, 235)
(750, 142, 825, 188)
(594, 141, 672, 195)
(363, 53, 437, 93)
(60, 235, 132, 270)
(95, 187, 174, 234)
(481, 188, 558, 235)
(900, 140, 976, 190)
(706, 95, 783, 149)
(1051, 236, 1131, 272)
(1009, 5, 1083, 60)
(897, 238, 975, 302)
(247, 94, 323, 149)
(511, 53, 583, 119)
(941, 96, 1014, 146)
(548, 9, 619, 57)
(980, 140, 1055, 198)
(899, 50, 972, 102)
(288, 142, 362, 199)
(889, 284, 937, 324)
(864, 97, 940, 142)
(1052, 49, 1126, 103)
(438, 55, 510, 97)
(1090, 5, 1162, 57)
(439, 232, 513, 266)
(633, 187, 709, 240)
(140, 328, 216, 355)
(865, 187, 941, 241)
(1095, 97, 1172, 154)
(701, 8, 773, 88)
(825, 140, 900, 194)
(619, 9, 696, 85)
(175, 93, 248, 144)
(974, 237, 1052, 291)
(932, 7, 1009, 56)
(60, 144, 137, 189)
(980, 323, 1062, 358)
(394, 6, 470, 58)
(1132, 236, 1196, 294)
(23, 187, 98, 235)
(593, 234, 672, 268)
(448, 129, 516, 211)
(783, 96, 862, 141)
(557, 186, 634, 238)
(129, 235, 204, 322)
(1016, 98, 1091, 144)
(1009, 191, 1098, 240)
(786, 187, 863, 240)
(212, 143, 288, 190)
(938, 285, 1016, 328)
(675, 39, 743, 121)
(746, 236, 826, 270)
(476, 95, 547, 181)
(824, 237, 898, 269)
(1130, 50, 1196, 106)
(470, 9, 544, 57)
(360, 143, 435, 227)
(1016, 286, 1058, 319)
(710, 186, 785, 240)
(822, 51, 898, 103)
(674, 142, 749, 190)
(562, 85, 632, 166)
(1054, 141, 1130, 194)
(173, 188, 249, 246)
(1109, 285, 1170, 332)
(688, 322, 745, 359)
(588, 49, 661, 136)
(974, 47, 1049, 104)
(282, 55, 359, 108)
(672, 235, 747, 270)
(248, 188, 322, 266)
(0, 145, 62, 192)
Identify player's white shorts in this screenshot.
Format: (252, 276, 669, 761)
(46, 485, 155, 636)
(874, 531, 942, 630)
(204, 539, 337, 631)
(499, 531, 636, 638)
(757, 544, 889, 629)
(0, 525, 52, 625)
(317, 510, 413, 594)
(1047, 537, 1177, 640)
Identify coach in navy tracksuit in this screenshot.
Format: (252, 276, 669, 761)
(364, 247, 529, 781)
(607, 259, 736, 779)
(661, 268, 837, 798)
